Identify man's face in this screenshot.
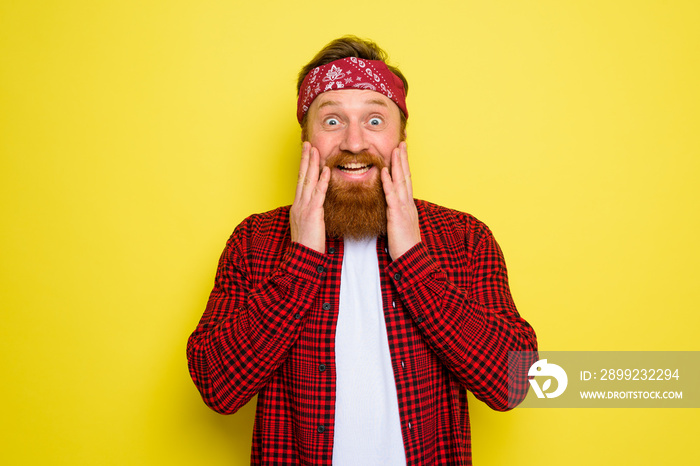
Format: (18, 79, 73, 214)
(306, 89, 403, 184)
(305, 89, 404, 238)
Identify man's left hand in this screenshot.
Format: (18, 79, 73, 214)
(381, 141, 421, 261)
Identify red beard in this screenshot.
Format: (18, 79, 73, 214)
(323, 151, 387, 239)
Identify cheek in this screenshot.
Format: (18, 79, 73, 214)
(377, 142, 398, 167)
(310, 140, 337, 166)
(381, 154, 392, 170)
(375, 130, 401, 152)
(317, 148, 336, 170)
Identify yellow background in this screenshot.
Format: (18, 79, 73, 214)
(1, 1, 698, 464)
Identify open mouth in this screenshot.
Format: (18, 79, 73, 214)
(337, 162, 372, 174)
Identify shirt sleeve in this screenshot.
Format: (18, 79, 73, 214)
(385, 227, 537, 411)
(187, 218, 328, 414)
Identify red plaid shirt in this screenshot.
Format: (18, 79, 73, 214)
(187, 199, 537, 465)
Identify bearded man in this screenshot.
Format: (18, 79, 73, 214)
(187, 36, 538, 465)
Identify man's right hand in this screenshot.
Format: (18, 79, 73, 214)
(289, 142, 330, 254)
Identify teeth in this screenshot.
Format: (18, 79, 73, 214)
(338, 163, 371, 175)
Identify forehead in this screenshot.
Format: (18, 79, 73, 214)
(310, 89, 399, 115)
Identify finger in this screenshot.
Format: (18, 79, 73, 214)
(295, 142, 312, 202)
(390, 147, 408, 202)
(310, 166, 330, 209)
(301, 147, 320, 203)
(381, 166, 398, 205)
(399, 142, 413, 199)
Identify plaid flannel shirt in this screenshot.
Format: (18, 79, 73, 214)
(187, 199, 537, 465)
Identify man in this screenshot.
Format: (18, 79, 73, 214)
(187, 36, 537, 465)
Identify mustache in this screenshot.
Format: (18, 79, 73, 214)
(325, 151, 387, 169)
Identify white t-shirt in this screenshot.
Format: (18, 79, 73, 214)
(332, 237, 406, 465)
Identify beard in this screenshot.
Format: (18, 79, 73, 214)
(323, 151, 387, 239)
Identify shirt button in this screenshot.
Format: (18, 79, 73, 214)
(328, 247, 336, 254)
(322, 303, 331, 310)
(294, 313, 301, 320)
(319, 364, 326, 372)
(317, 265, 325, 273)
(416, 316, 424, 323)
(317, 425, 325, 433)
(393, 273, 402, 281)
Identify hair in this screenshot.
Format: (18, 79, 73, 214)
(297, 35, 408, 137)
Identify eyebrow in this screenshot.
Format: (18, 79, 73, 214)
(366, 98, 389, 107)
(316, 98, 389, 110)
(317, 100, 340, 110)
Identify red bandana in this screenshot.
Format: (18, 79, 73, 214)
(297, 57, 408, 123)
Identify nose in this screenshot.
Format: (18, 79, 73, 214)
(339, 120, 369, 154)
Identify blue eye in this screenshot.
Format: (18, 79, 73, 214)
(369, 117, 383, 126)
(325, 117, 339, 126)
